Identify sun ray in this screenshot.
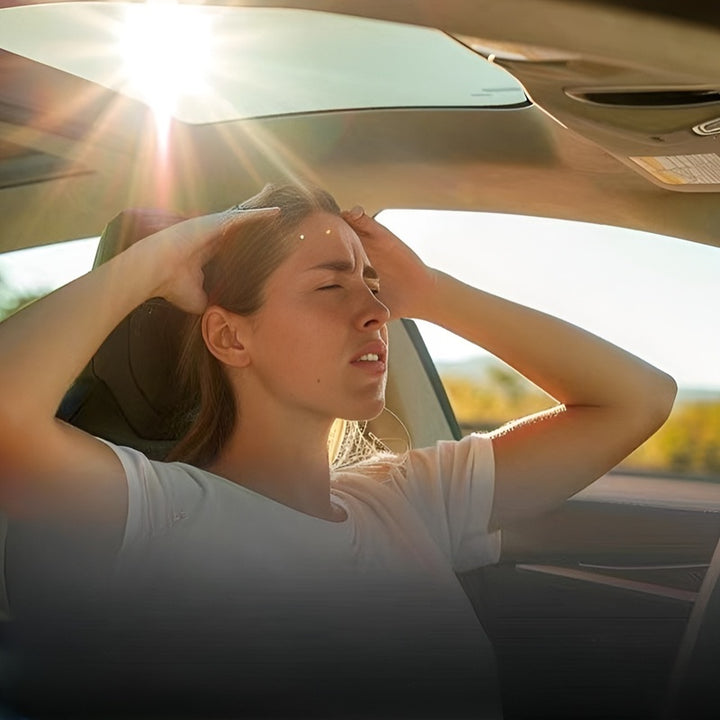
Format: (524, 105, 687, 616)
(117, 0, 214, 138)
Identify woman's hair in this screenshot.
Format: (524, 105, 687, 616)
(167, 182, 405, 471)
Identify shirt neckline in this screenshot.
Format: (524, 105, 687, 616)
(175, 460, 351, 526)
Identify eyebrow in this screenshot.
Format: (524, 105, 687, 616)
(307, 260, 379, 279)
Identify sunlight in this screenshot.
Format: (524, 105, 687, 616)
(118, 1, 213, 126)
(379, 209, 720, 392)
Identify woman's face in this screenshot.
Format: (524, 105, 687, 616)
(242, 211, 390, 423)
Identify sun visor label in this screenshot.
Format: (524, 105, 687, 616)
(629, 153, 720, 185)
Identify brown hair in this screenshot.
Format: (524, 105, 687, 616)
(167, 183, 341, 467)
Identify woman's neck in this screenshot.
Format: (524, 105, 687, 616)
(204, 411, 343, 522)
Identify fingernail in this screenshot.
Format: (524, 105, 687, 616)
(239, 206, 280, 214)
(225, 206, 281, 216)
(348, 205, 365, 220)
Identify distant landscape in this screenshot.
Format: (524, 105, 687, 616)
(436, 355, 720, 482)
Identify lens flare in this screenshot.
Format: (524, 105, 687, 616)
(118, 1, 212, 124)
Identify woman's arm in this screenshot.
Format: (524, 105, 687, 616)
(343, 208, 677, 531)
(0, 209, 277, 537)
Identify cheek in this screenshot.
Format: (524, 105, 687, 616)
(252, 301, 343, 377)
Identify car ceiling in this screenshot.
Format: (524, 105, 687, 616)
(1, 0, 720, 254)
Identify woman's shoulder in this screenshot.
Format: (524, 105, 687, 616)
(98, 438, 204, 483)
(331, 433, 494, 505)
(405, 432, 494, 475)
(333, 433, 493, 483)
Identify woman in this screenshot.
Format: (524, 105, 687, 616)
(0, 184, 676, 718)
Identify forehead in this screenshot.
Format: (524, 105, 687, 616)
(287, 211, 369, 267)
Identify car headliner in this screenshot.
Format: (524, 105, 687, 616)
(1, 0, 720, 253)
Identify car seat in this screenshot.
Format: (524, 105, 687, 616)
(56, 208, 190, 460)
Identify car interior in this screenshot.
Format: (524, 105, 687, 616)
(1, 1, 720, 718)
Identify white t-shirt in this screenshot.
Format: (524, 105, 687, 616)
(100, 433, 503, 718)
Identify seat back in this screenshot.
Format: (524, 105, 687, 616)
(57, 208, 189, 459)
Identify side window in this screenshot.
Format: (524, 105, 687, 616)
(0, 237, 99, 322)
(377, 209, 720, 483)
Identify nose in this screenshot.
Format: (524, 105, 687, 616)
(356, 287, 390, 330)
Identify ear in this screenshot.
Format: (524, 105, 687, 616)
(202, 306, 252, 368)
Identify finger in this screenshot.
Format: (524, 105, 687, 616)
(164, 280, 208, 315)
(341, 205, 365, 222)
(179, 291, 209, 316)
(217, 206, 281, 242)
(220, 206, 281, 225)
(176, 207, 281, 262)
(341, 206, 369, 232)
(223, 205, 282, 216)
(184, 206, 281, 236)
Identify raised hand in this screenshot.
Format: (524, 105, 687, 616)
(146, 207, 280, 315)
(341, 206, 436, 321)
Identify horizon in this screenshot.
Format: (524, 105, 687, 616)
(430, 350, 720, 398)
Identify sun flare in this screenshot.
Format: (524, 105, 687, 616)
(118, 1, 213, 122)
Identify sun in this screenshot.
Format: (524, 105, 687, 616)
(118, 1, 213, 122)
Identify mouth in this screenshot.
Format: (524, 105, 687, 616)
(350, 341, 387, 373)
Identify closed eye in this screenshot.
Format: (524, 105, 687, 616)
(317, 282, 380, 293)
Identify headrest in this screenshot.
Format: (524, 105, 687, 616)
(57, 209, 191, 459)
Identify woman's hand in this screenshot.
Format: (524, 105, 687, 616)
(0, 204, 281, 532)
(344, 205, 676, 532)
(342, 206, 436, 320)
(145, 207, 280, 315)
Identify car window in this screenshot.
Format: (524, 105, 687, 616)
(378, 209, 720, 482)
(0, 238, 99, 321)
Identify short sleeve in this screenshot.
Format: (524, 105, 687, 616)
(397, 433, 501, 572)
(96, 439, 194, 555)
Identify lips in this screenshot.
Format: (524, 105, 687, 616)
(350, 340, 387, 365)
(350, 340, 387, 375)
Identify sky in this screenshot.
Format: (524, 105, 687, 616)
(378, 210, 720, 392)
(0, 237, 99, 296)
(1, 212, 719, 391)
